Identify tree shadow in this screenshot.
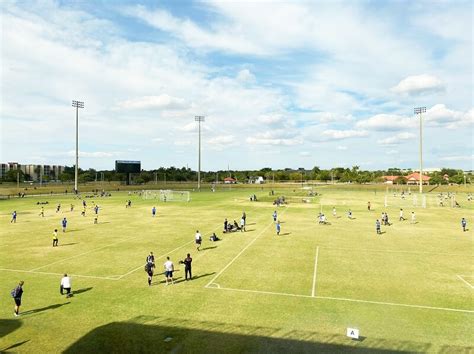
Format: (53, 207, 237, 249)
(21, 302, 70, 316)
(0, 319, 22, 338)
(73, 287, 93, 295)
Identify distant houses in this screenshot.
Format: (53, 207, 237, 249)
(382, 173, 431, 185)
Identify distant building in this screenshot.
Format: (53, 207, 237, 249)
(224, 177, 236, 184)
(0, 162, 65, 181)
(405, 172, 430, 185)
(381, 175, 404, 184)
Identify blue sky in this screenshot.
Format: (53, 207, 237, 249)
(0, 0, 472, 171)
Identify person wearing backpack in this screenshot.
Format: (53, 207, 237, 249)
(11, 281, 24, 316)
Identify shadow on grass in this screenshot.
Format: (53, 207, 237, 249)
(280, 232, 291, 236)
(201, 246, 218, 251)
(60, 243, 78, 247)
(21, 302, 70, 316)
(63, 316, 436, 353)
(174, 272, 216, 284)
(0, 319, 21, 338)
(73, 287, 93, 295)
(1, 339, 30, 351)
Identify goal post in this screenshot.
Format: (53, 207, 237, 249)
(159, 190, 191, 202)
(142, 190, 159, 200)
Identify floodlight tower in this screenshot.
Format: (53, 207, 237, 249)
(72, 100, 84, 193)
(195, 115, 205, 191)
(414, 106, 426, 194)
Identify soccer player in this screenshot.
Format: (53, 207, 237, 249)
(182, 253, 192, 280)
(347, 210, 352, 219)
(376, 219, 381, 235)
(368, 201, 371, 211)
(240, 217, 246, 232)
(242, 211, 246, 226)
(39, 207, 44, 217)
(60, 274, 72, 298)
(195, 230, 202, 251)
(163, 257, 174, 285)
(11, 281, 24, 316)
(332, 207, 337, 217)
(146, 252, 155, 269)
(52, 229, 59, 247)
(145, 262, 154, 286)
(70, 204, 74, 212)
(461, 218, 467, 232)
(61, 217, 68, 232)
(273, 211, 277, 222)
(11, 211, 17, 223)
(411, 211, 416, 224)
(56, 204, 61, 213)
(94, 205, 99, 215)
(152, 206, 156, 217)
(399, 209, 405, 221)
(223, 218, 228, 233)
(82, 200, 87, 208)
(276, 220, 281, 235)
(81, 207, 86, 216)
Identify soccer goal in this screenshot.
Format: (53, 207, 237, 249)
(142, 190, 159, 200)
(159, 190, 191, 202)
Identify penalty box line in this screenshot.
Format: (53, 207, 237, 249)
(457, 275, 474, 289)
(206, 286, 474, 314)
(205, 207, 289, 288)
(0, 267, 119, 281)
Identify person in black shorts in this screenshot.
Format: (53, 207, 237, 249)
(11, 281, 24, 316)
(145, 262, 154, 286)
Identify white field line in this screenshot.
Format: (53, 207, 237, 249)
(0, 267, 119, 280)
(311, 246, 320, 297)
(206, 208, 288, 288)
(206, 286, 474, 314)
(456, 275, 474, 289)
(321, 246, 473, 257)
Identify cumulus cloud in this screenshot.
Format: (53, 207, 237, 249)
(391, 74, 444, 95)
(425, 104, 473, 128)
(119, 94, 188, 110)
(320, 129, 368, 140)
(356, 114, 415, 131)
(236, 69, 256, 83)
(246, 130, 302, 146)
(377, 132, 416, 145)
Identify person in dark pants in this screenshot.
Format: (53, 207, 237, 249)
(53, 229, 59, 247)
(11, 281, 24, 316)
(181, 253, 192, 280)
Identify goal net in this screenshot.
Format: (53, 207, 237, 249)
(159, 190, 190, 202)
(142, 190, 159, 200)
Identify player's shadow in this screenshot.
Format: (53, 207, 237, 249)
(1, 339, 30, 351)
(244, 229, 255, 232)
(99, 221, 111, 224)
(22, 302, 70, 316)
(201, 246, 217, 251)
(68, 229, 84, 232)
(280, 232, 291, 236)
(73, 287, 93, 295)
(174, 272, 216, 284)
(60, 243, 78, 247)
(0, 319, 22, 339)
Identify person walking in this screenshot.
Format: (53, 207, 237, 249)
(411, 211, 416, 224)
(11, 211, 17, 223)
(276, 220, 281, 235)
(152, 206, 156, 217)
(11, 281, 24, 316)
(376, 219, 381, 235)
(61, 217, 68, 232)
(163, 257, 174, 285)
(53, 229, 59, 247)
(399, 208, 405, 221)
(60, 274, 72, 298)
(273, 211, 277, 223)
(195, 230, 202, 251)
(461, 218, 467, 232)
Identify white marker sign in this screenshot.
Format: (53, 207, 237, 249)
(346, 328, 359, 339)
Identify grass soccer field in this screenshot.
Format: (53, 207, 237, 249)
(0, 186, 472, 353)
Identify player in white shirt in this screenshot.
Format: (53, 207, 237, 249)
(163, 257, 174, 285)
(60, 274, 72, 298)
(195, 230, 202, 251)
(332, 207, 336, 217)
(411, 211, 416, 224)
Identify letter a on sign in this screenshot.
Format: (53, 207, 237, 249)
(346, 328, 359, 339)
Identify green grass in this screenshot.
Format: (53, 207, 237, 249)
(0, 187, 472, 353)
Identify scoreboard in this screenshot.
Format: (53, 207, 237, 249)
(115, 160, 141, 173)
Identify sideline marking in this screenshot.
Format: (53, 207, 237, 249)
(457, 275, 474, 289)
(311, 246, 320, 297)
(0, 267, 118, 280)
(205, 208, 288, 288)
(30, 234, 144, 271)
(206, 285, 474, 314)
(321, 246, 473, 257)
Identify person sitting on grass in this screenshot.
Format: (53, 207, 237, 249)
(233, 220, 241, 231)
(209, 233, 220, 242)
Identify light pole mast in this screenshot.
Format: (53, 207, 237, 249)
(414, 107, 426, 194)
(72, 100, 84, 193)
(195, 115, 205, 191)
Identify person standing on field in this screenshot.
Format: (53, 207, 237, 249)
(53, 229, 59, 247)
(11, 281, 24, 316)
(152, 206, 156, 217)
(399, 209, 405, 221)
(273, 210, 277, 222)
(61, 217, 68, 232)
(60, 274, 72, 298)
(163, 257, 174, 285)
(411, 211, 416, 224)
(461, 218, 467, 232)
(376, 219, 381, 235)
(240, 217, 246, 232)
(11, 211, 17, 223)
(182, 253, 193, 280)
(276, 220, 281, 235)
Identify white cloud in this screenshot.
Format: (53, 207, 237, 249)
(336, 145, 347, 150)
(320, 129, 368, 140)
(119, 94, 188, 110)
(246, 130, 302, 146)
(299, 151, 310, 157)
(236, 69, 256, 83)
(377, 132, 416, 145)
(208, 135, 235, 145)
(356, 114, 415, 131)
(391, 74, 444, 95)
(62, 151, 115, 158)
(439, 155, 474, 162)
(425, 105, 473, 129)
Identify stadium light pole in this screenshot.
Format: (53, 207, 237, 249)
(72, 100, 84, 193)
(414, 107, 426, 194)
(195, 115, 205, 191)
